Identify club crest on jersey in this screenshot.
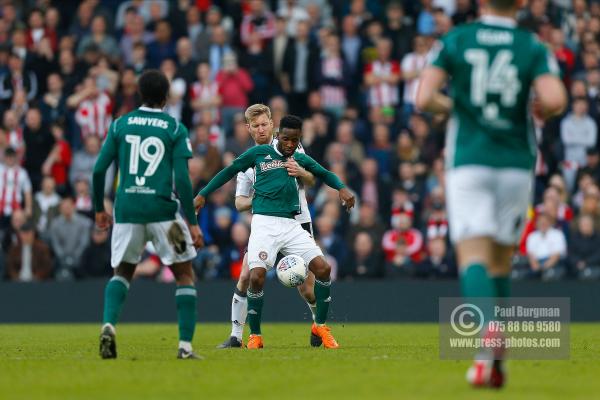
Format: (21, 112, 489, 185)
(259, 159, 284, 172)
(259, 251, 268, 261)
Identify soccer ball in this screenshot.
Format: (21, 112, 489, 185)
(276, 255, 308, 288)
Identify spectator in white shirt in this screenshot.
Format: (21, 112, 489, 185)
(526, 212, 568, 280)
(0, 147, 32, 230)
(401, 35, 430, 125)
(560, 96, 597, 190)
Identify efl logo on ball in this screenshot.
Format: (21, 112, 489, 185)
(276, 255, 308, 288)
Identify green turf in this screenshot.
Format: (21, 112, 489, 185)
(0, 323, 598, 399)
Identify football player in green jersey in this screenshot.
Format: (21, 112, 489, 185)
(217, 104, 323, 349)
(416, 0, 567, 388)
(93, 70, 204, 360)
(195, 115, 355, 349)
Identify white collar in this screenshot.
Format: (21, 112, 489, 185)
(480, 15, 517, 28)
(272, 141, 284, 156)
(139, 106, 163, 112)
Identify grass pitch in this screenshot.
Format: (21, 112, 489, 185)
(0, 323, 598, 400)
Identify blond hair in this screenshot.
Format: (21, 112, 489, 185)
(244, 104, 272, 124)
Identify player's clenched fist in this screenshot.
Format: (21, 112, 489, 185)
(95, 211, 112, 231)
(194, 194, 206, 213)
(188, 224, 205, 249)
(338, 188, 355, 211)
(284, 158, 306, 177)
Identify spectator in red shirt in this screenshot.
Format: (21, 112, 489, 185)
(26, 8, 58, 53)
(67, 76, 113, 144)
(382, 209, 425, 264)
(364, 37, 401, 125)
(240, 0, 276, 50)
(216, 53, 254, 136)
(551, 27, 575, 87)
(190, 62, 221, 126)
(42, 122, 72, 195)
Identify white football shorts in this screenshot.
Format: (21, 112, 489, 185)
(445, 165, 532, 245)
(111, 213, 197, 267)
(247, 214, 323, 270)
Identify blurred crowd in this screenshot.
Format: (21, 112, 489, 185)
(1, 0, 599, 283)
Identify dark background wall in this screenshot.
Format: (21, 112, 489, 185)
(0, 280, 598, 323)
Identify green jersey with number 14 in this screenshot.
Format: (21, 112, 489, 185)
(430, 15, 560, 170)
(99, 107, 192, 223)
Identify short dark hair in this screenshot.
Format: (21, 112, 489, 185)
(138, 70, 169, 107)
(5, 147, 16, 157)
(489, 0, 517, 11)
(279, 115, 303, 131)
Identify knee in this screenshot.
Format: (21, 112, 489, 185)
(310, 257, 331, 281)
(115, 264, 135, 282)
(249, 268, 266, 291)
(169, 262, 196, 285)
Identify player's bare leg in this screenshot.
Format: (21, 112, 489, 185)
(458, 237, 510, 388)
(169, 261, 202, 359)
(217, 253, 251, 348)
(297, 272, 322, 347)
(307, 256, 339, 349)
(100, 262, 136, 359)
(246, 266, 266, 349)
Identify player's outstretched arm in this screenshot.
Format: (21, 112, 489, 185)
(294, 153, 355, 211)
(194, 146, 258, 212)
(92, 126, 118, 230)
(174, 157, 204, 248)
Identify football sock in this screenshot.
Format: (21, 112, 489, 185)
(492, 276, 511, 298)
(314, 279, 331, 325)
(102, 276, 129, 326)
(460, 263, 494, 323)
(247, 289, 264, 335)
(307, 301, 317, 322)
(175, 285, 197, 342)
(231, 288, 248, 340)
(460, 263, 494, 298)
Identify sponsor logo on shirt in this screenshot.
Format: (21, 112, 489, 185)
(259, 159, 285, 172)
(125, 177, 156, 194)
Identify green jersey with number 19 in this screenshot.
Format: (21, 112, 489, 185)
(100, 107, 193, 223)
(430, 15, 560, 170)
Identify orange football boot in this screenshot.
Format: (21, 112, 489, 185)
(247, 334, 264, 349)
(311, 323, 339, 349)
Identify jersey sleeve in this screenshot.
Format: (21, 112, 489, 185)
(198, 146, 259, 197)
(235, 169, 254, 197)
(429, 34, 454, 75)
(173, 121, 193, 159)
(531, 40, 561, 80)
(93, 119, 119, 212)
(294, 153, 345, 190)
